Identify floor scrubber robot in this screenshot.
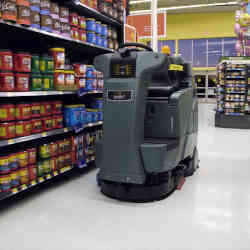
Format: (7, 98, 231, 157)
(94, 43, 199, 202)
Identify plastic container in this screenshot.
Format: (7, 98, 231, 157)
(86, 79, 94, 91)
(101, 36, 108, 48)
(42, 74, 53, 90)
(10, 170, 20, 188)
(76, 78, 86, 89)
(40, 55, 54, 74)
(52, 101, 62, 115)
(86, 65, 94, 78)
(16, 103, 31, 120)
(0, 155, 10, 175)
(64, 105, 85, 127)
(42, 159, 51, 174)
(16, 120, 32, 137)
(2, 1, 17, 22)
(0, 50, 13, 71)
(71, 27, 80, 40)
(9, 153, 19, 171)
(52, 19, 61, 34)
(70, 13, 79, 27)
(61, 23, 71, 38)
(40, 14, 52, 32)
(0, 72, 15, 91)
(41, 102, 52, 116)
(96, 35, 102, 46)
(30, 74, 42, 90)
(54, 115, 63, 129)
(65, 70, 75, 88)
(37, 161, 44, 177)
(50, 2, 59, 19)
(15, 73, 30, 91)
(31, 54, 40, 73)
(0, 122, 16, 139)
(31, 102, 41, 118)
(27, 148, 36, 165)
(0, 174, 11, 192)
(101, 24, 108, 37)
(79, 16, 86, 29)
(87, 31, 96, 44)
(49, 48, 65, 70)
(0, 104, 15, 122)
(95, 22, 102, 35)
(13, 52, 32, 72)
(50, 142, 58, 157)
(28, 164, 37, 180)
(19, 167, 29, 184)
(40, 0, 50, 15)
(18, 150, 28, 168)
(50, 157, 58, 171)
(86, 18, 96, 32)
(74, 64, 86, 77)
(39, 143, 51, 159)
(42, 116, 53, 131)
(17, 5, 31, 26)
(79, 29, 86, 43)
(54, 70, 65, 90)
(31, 118, 42, 133)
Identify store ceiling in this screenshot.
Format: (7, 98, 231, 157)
(130, 0, 238, 13)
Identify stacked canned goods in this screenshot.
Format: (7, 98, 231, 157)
(0, 100, 63, 140)
(98, 0, 124, 23)
(38, 137, 72, 178)
(0, 145, 37, 192)
(79, 0, 98, 10)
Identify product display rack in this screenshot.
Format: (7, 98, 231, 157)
(0, 0, 122, 200)
(215, 56, 250, 129)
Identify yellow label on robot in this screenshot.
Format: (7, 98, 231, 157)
(169, 64, 183, 71)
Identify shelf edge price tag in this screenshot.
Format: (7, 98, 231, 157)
(39, 177, 44, 182)
(12, 188, 18, 194)
(31, 180, 36, 186)
(8, 139, 14, 144)
(64, 128, 68, 132)
(42, 132, 47, 137)
(21, 184, 27, 190)
(46, 174, 51, 179)
(53, 171, 58, 176)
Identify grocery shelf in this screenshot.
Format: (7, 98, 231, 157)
(0, 128, 71, 147)
(0, 122, 103, 148)
(0, 91, 76, 97)
(0, 20, 114, 59)
(70, 0, 123, 27)
(78, 90, 103, 97)
(0, 166, 73, 202)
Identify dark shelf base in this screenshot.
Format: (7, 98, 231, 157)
(215, 113, 250, 129)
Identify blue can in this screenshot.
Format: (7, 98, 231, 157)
(101, 24, 108, 37)
(101, 36, 108, 48)
(86, 112, 92, 124)
(86, 66, 95, 78)
(64, 105, 86, 127)
(96, 35, 102, 47)
(86, 18, 96, 32)
(87, 31, 96, 44)
(97, 111, 103, 121)
(86, 79, 94, 91)
(96, 21, 102, 34)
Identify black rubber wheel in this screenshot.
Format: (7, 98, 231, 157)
(184, 147, 199, 177)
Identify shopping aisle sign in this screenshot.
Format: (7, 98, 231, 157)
(127, 12, 167, 39)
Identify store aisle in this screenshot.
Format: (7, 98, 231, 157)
(1, 103, 250, 250)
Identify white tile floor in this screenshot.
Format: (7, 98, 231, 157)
(1, 103, 250, 250)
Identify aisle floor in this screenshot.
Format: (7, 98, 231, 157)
(1, 104, 250, 250)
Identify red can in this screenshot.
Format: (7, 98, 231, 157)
(54, 115, 63, 129)
(0, 104, 15, 122)
(52, 100, 62, 115)
(31, 102, 41, 118)
(0, 122, 16, 139)
(51, 157, 58, 171)
(15, 103, 31, 120)
(19, 166, 29, 184)
(42, 116, 53, 131)
(0, 50, 13, 71)
(71, 26, 80, 40)
(79, 29, 86, 43)
(0, 72, 15, 91)
(79, 16, 86, 29)
(13, 52, 32, 72)
(15, 73, 30, 91)
(70, 13, 79, 27)
(28, 164, 37, 181)
(41, 102, 52, 116)
(31, 118, 42, 133)
(16, 120, 29, 137)
(27, 148, 36, 165)
(24, 120, 32, 136)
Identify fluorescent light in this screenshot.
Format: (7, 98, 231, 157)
(130, 1, 238, 14)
